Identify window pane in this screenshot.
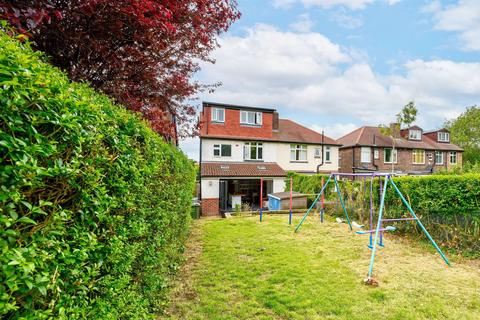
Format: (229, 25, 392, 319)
(256, 112, 262, 125)
(300, 150, 307, 160)
(291, 150, 296, 160)
(247, 112, 255, 124)
(258, 146, 263, 159)
(221, 145, 231, 157)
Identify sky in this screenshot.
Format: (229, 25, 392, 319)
(180, 0, 480, 160)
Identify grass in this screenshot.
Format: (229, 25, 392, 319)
(163, 215, 480, 320)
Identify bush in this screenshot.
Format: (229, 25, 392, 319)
(289, 172, 480, 257)
(0, 30, 195, 319)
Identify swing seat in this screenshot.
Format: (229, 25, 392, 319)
(356, 226, 396, 235)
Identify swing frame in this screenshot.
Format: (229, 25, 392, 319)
(294, 172, 450, 279)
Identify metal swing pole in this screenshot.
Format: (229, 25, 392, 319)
(334, 175, 353, 231)
(289, 177, 293, 225)
(294, 175, 332, 233)
(367, 175, 389, 278)
(368, 176, 374, 249)
(388, 177, 450, 266)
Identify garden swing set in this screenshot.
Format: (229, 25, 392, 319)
(293, 172, 450, 280)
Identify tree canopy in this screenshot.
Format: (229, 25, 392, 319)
(0, 0, 240, 139)
(445, 106, 480, 164)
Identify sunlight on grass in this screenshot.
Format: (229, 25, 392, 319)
(164, 215, 480, 320)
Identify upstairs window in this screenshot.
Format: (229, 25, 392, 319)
(450, 151, 457, 164)
(211, 107, 225, 122)
(384, 148, 397, 164)
(290, 144, 307, 161)
(213, 144, 231, 157)
(409, 129, 422, 140)
(438, 132, 450, 142)
(244, 142, 263, 160)
(360, 147, 371, 163)
(325, 146, 331, 162)
(412, 149, 425, 164)
(240, 110, 262, 125)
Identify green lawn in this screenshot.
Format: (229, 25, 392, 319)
(164, 215, 480, 320)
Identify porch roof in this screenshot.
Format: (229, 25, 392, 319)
(201, 162, 286, 177)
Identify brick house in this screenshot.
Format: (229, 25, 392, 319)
(337, 125, 463, 174)
(199, 101, 340, 216)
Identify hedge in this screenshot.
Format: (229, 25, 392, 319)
(288, 172, 480, 256)
(0, 30, 195, 319)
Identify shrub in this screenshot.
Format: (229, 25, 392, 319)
(0, 30, 195, 319)
(289, 172, 480, 256)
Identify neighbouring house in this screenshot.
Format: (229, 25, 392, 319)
(337, 125, 463, 174)
(199, 101, 340, 216)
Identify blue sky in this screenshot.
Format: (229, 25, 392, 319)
(180, 0, 480, 160)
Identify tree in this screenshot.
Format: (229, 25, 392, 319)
(0, 1, 240, 139)
(379, 101, 418, 173)
(445, 106, 480, 164)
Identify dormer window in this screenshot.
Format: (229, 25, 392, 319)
(211, 107, 225, 123)
(438, 132, 450, 142)
(240, 110, 262, 125)
(409, 129, 422, 140)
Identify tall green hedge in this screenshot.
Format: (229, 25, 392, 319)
(0, 30, 195, 319)
(288, 172, 480, 256)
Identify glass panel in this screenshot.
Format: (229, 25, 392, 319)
(257, 145, 263, 159)
(221, 145, 231, 157)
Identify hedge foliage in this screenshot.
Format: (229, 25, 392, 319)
(288, 172, 480, 256)
(0, 30, 195, 319)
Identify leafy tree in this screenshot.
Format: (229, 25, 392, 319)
(0, 0, 240, 139)
(379, 101, 418, 172)
(445, 106, 480, 164)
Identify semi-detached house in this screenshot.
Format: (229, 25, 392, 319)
(199, 102, 340, 216)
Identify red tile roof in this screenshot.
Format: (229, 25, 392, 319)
(201, 162, 286, 177)
(201, 118, 340, 145)
(337, 126, 463, 151)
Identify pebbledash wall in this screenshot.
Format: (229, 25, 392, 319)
(201, 138, 339, 173)
(339, 147, 462, 173)
(200, 176, 286, 216)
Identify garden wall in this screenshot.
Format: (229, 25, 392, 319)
(288, 172, 480, 256)
(0, 31, 195, 319)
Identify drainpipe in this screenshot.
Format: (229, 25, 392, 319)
(372, 134, 378, 171)
(316, 131, 325, 174)
(352, 147, 355, 173)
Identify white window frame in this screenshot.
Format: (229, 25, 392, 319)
(240, 110, 262, 126)
(449, 151, 457, 164)
(360, 147, 371, 163)
(314, 147, 321, 158)
(384, 148, 397, 164)
(409, 129, 422, 140)
(213, 144, 231, 158)
(438, 132, 450, 142)
(325, 146, 331, 163)
(435, 151, 444, 165)
(374, 148, 379, 160)
(290, 144, 307, 162)
(211, 107, 225, 123)
(412, 149, 425, 164)
(243, 142, 263, 160)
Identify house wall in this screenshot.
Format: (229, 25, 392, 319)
(339, 146, 462, 173)
(200, 106, 274, 139)
(202, 138, 339, 173)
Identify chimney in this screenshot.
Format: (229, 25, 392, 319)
(272, 112, 279, 131)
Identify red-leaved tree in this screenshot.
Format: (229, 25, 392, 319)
(0, 1, 240, 139)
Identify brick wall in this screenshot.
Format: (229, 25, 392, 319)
(339, 146, 462, 173)
(201, 198, 219, 216)
(199, 106, 274, 139)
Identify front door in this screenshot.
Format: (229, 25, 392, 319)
(219, 180, 228, 213)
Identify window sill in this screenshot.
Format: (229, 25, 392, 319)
(211, 121, 225, 125)
(244, 159, 264, 162)
(240, 124, 262, 128)
(290, 160, 308, 163)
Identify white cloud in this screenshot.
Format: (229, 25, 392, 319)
(272, 0, 400, 10)
(431, 0, 480, 51)
(330, 9, 363, 29)
(179, 137, 199, 161)
(199, 24, 480, 128)
(311, 123, 360, 139)
(290, 13, 314, 32)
